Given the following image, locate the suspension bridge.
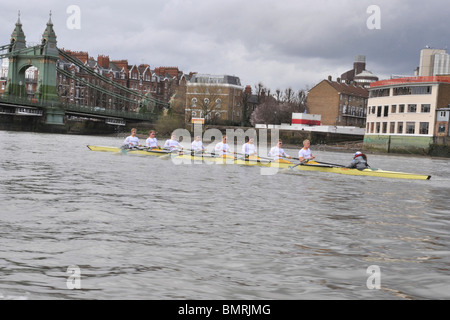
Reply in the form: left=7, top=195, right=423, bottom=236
left=0, top=13, right=170, bottom=129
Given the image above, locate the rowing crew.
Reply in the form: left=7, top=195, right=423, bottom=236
left=124, top=130, right=315, bottom=163
left=122, top=129, right=369, bottom=169
left=122, top=129, right=181, bottom=151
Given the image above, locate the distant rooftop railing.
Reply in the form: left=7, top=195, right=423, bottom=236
left=371, top=76, right=450, bottom=88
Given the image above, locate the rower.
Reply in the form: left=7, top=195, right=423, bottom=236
left=298, top=139, right=316, bottom=163
left=164, top=133, right=183, bottom=151
left=241, top=137, right=258, bottom=158
left=214, top=135, right=233, bottom=157
left=146, top=130, right=161, bottom=149
left=122, top=128, right=140, bottom=149
left=191, top=136, right=205, bottom=154
left=268, top=139, right=291, bottom=162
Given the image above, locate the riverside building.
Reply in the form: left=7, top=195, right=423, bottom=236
left=364, top=75, right=450, bottom=154
left=185, top=73, right=243, bottom=125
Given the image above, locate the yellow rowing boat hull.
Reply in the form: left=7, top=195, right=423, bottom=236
left=273, top=163, right=431, bottom=180
left=87, top=145, right=170, bottom=156
left=87, top=146, right=431, bottom=180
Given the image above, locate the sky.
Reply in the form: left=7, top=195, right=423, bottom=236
left=1, top=0, right=448, bottom=92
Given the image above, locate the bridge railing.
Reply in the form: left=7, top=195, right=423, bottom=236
left=0, top=95, right=155, bottom=121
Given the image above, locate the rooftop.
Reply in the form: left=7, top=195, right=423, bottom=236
left=371, top=75, right=450, bottom=88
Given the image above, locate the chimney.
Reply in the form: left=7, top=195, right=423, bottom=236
left=245, top=85, right=252, bottom=95
left=353, top=55, right=366, bottom=76
left=337, top=77, right=341, bottom=83
left=328, top=75, right=332, bottom=81
left=97, top=55, right=110, bottom=69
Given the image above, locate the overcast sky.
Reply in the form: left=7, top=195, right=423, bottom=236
left=1, top=0, right=448, bottom=92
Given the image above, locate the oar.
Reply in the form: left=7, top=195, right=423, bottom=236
left=289, top=160, right=308, bottom=169
left=314, top=161, right=346, bottom=168
left=289, top=160, right=339, bottom=170
left=233, top=152, right=271, bottom=163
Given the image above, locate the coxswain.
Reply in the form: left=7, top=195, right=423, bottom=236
left=346, top=151, right=370, bottom=170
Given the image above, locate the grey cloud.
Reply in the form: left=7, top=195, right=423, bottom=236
left=1, top=0, right=448, bottom=91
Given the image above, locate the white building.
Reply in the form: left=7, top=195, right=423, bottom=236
left=364, top=75, right=450, bottom=153
left=419, top=48, right=450, bottom=76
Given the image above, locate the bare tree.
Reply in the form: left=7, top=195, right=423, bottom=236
left=189, top=83, right=223, bottom=124
left=250, top=96, right=280, bottom=126
left=250, top=87, right=309, bottom=126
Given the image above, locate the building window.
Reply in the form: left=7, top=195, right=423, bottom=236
left=406, top=122, right=415, bottom=134
left=438, top=124, right=446, bottom=133
left=391, top=105, right=397, bottom=113
left=390, top=122, right=395, bottom=134
left=421, top=104, right=431, bottom=113
left=371, top=106, right=376, bottom=114
left=397, top=122, right=404, bottom=134
left=419, top=122, right=429, bottom=135
left=393, top=86, right=432, bottom=96
left=376, top=122, right=381, bottom=133
left=382, top=122, right=388, bottom=133
left=370, top=122, right=374, bottom=133
left=399, top=104, right=405, bottom=113
left=370, top=88, right=390, bottom=97
left=383, top=106, right=389, bottom=117
left=407, top=104, right=417, bottom=113
left=377, top=106, right=382, bottom=117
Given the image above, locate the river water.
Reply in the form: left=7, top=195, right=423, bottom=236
left=0, top=131, right=449, bottom=300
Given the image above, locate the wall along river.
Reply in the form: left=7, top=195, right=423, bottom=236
left=0, top=131, right=449, bottom=300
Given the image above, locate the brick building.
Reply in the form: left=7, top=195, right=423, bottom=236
left=307, top=76, right=368, bottom=127
left=57, top=50, right=184, bottom=112
left=341, top=55, right=379, bottom=88
left=185, top=74, right=244, bottom=125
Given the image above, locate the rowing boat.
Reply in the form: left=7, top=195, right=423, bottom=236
left=87, top=145, right=431, bottom=180
left=273, top=162, right=431, bottom=180
left=87, top=145, right=171, bottom=156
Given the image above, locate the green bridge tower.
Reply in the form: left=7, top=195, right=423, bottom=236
left=5, top=12, right=63, bottom=124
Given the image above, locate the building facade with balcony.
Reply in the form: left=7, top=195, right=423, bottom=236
left=185, top=74, right=243, bottom=125
left=364, top=75, right=450, bottom=154
left=307, top=76, right=368, bottom=127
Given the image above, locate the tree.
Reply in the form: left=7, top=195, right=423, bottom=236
left=241, top=87, right=252, bottom=127
left=188, top=83, right=222, bottom=125
left=250, top=96, right=279, bottom=126
left=249, top=87, right=309, bottom=126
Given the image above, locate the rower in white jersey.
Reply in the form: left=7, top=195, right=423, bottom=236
left=214, top=135, right=232, bottom=156
left=298, top=139, right=316, bottom=162
left=241, top=137, right=257, bottom=158
left=122, top=128, right=140, bottom=149
left=268, top=139, right=292, bottom=161
left=191, top=136, right=205, bottom=153
left=145, top=130, right=161, bottom=149
left=164, top=133, right=183, bottom=151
